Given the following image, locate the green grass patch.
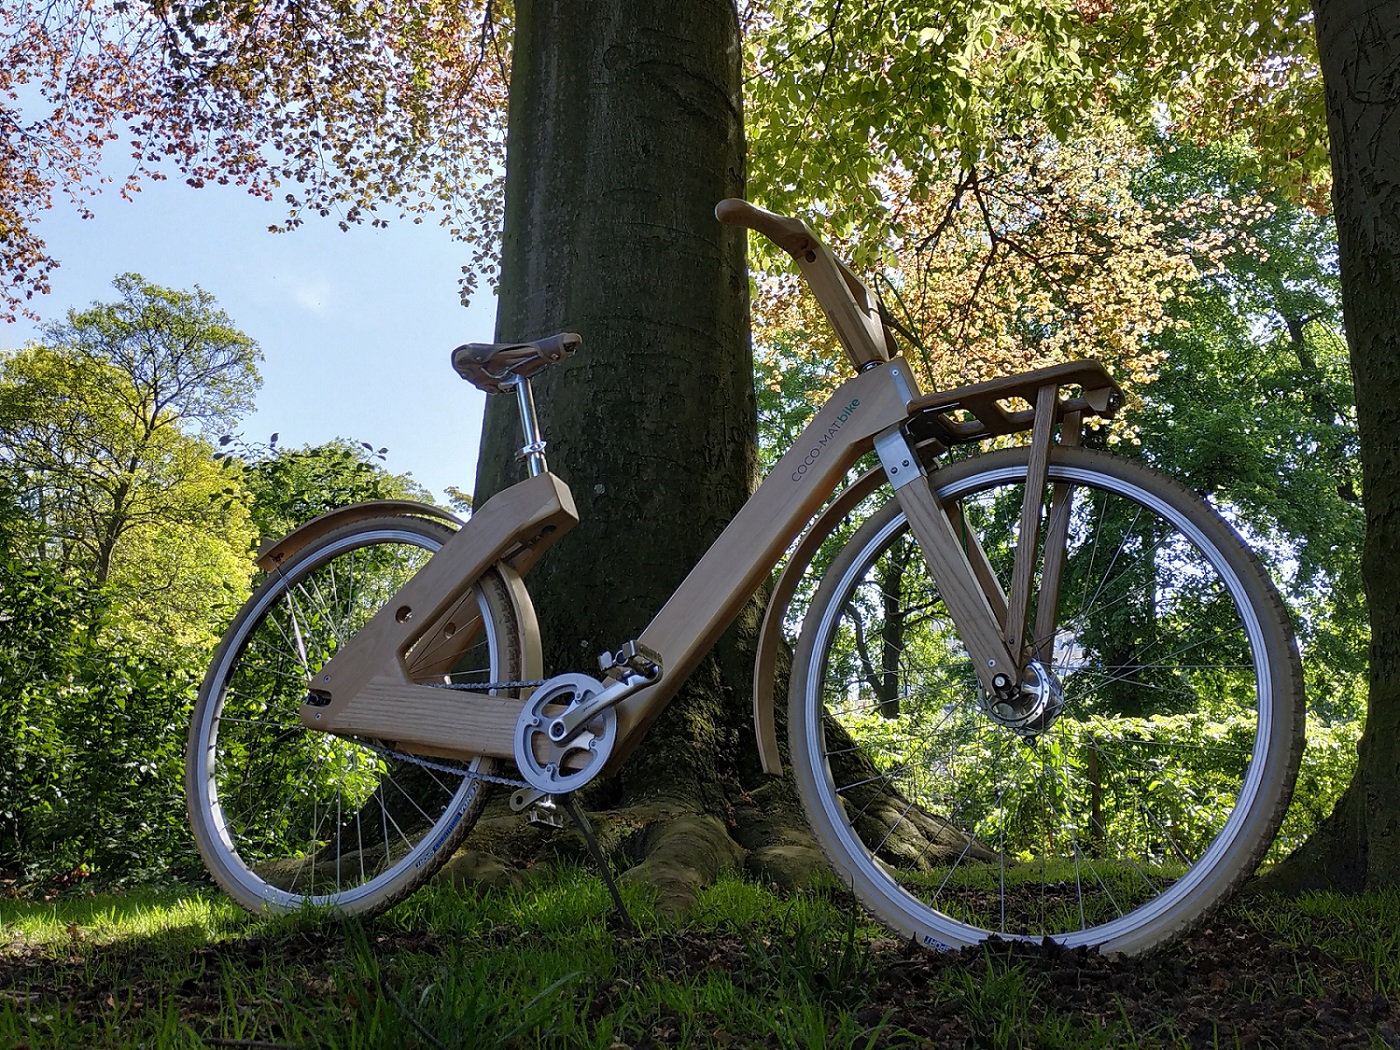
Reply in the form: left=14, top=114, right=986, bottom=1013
left=1233, top=887, right=1400, bottom=998
left=0, top=885, right=250, bottom=951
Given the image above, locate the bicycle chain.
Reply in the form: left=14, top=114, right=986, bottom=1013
left=361, top=739, right=533, bottom=790
left=431, top=679, right=550, bottom=692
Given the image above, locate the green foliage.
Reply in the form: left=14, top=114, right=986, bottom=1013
left=230, top=437, right=430, bottom=543
left=38, top=273, right=262, bottom=430
left=755, top=331, right=848, bottom=476
left=1128, top=143, right=1365, bottom=726
left=0, top=278, right=446, bottom=889
left=1286, top=717, right=1363, bottom=850
left=0, top=442, right=431, bottom=888
left=846, top=702, right=1347, bottom=869
left=4, top=0, right=1334, bottom=326
left=0, top=558, right=89, bottom=863
left=0, top=555, right=200, bottom=886
left=0, top=273, right=261, bottom=652
left=746, top=0, right=1326, bottom=269
left=757, top=140, right=1365, bottom=878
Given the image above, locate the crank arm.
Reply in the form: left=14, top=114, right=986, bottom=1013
left=545, top=662, right=660, bottom=744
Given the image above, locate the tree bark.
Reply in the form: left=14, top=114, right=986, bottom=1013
left=473, top=2, right=763, bottom=828
left=1260, top=0, right=1400, bottom=892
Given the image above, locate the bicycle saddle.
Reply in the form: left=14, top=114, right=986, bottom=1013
left=452, top=331, right=581, bottom=394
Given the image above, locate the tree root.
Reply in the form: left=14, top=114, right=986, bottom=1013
left=1249, top=777, right=1369, bottom=897
left=617, top=811, right=744, bottom=916
left=435, top=780, right=831, bottom=915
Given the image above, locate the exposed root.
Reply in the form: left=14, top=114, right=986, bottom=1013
left=617, top=811, right=744, bottom=917
left=731, top=780, right=833, bottom=893
left=1250, top=778, right=1369, bottom=897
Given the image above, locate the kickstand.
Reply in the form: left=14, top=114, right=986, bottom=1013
left=559, top=792, right=636, bottom=935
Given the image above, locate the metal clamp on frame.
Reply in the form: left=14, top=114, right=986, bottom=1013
left=873, top=424, right=926, bottom=491
left=507, top=375, right=549, bottom=477
left=872, top=361, right=927, bottom=491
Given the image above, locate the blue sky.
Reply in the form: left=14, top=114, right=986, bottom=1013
left=1, top=175, right=498, bottom=503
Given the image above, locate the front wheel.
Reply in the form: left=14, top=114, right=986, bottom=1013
left=186, top=514, right=531, bottom=916
left=789, top=447, right=1303, bottom=955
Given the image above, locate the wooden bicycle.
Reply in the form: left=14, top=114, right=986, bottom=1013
left=186, top=199, right=1303, bottom=955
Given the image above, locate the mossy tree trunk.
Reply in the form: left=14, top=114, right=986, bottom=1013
left=1262, top=0, right=1400, bottom=892
left=469, top=1, right=777, bottom=903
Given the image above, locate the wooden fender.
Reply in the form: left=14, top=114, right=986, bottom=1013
left=255, top=500, right=465, bottom=572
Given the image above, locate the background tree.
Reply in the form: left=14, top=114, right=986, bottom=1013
left=753, top=127, right=1195, bottom=425
left=1131, top=142, right=1363, bottom=720
left=227, top=436, right=431, bottom=542
left=1, top=440, right=432, bottom=888
left=756, top=135, right=1365, bottom=860
left=1126, top=141, right=1363, bottom=851
left=469, top=2, right=760, bottom=902
left=0, top=275, right=261, bottom=883
left=1, top=274, right=260, bottom=649
left=1262, top=0, right=1400, bottom=891
left=746, top=0, right=1395, bottom=893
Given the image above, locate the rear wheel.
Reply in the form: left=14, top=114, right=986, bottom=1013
left=186, top=515, right=529, bottom=915
left=789, top=447, right=1303, bottom=954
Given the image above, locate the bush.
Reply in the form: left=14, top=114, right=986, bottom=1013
left=0, top=555, right=201, bottom=888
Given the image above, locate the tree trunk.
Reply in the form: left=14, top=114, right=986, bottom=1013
left=1260, top=0, right=1400, bottom=893
left=92, top=476, right=132, bottom=589
left=468, top=0, right=774, bottom=908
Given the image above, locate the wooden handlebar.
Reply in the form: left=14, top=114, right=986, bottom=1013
left=715, top=198, right=816, bottom=259
left=717, top=197, right=895, bottom=371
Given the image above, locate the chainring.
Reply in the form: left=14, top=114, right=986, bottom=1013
left=513, top=672, right=617, bottom=793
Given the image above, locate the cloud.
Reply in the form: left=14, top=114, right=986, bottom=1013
left=291, top=277, right=334, bottom=315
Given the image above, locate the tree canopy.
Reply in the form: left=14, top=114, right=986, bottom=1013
left=2, top=0, right=1329, bottom=322
left=0, top=0, right=506, bottom=321
left=745, top=0, right=1326, bottom=229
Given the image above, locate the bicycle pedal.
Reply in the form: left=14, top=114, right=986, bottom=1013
left=528, top=805, right=566, bottom=829
left=511, top=787, right=567, bottom=828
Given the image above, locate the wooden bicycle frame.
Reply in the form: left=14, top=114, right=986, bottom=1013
left=295, top=200, right=1120, bottom=777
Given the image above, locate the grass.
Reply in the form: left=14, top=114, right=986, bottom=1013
left=0, top=887, right=245, bottom=950
left=1234, top=886, right=1400, bottom=998
left=1, top=873, right=1397, bottom=1048
left=894, top=855, right=1193, bottom=933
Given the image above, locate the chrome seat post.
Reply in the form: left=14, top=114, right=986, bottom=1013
left=507, top=375, right=549, bottom=477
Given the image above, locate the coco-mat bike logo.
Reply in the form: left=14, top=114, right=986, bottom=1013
left=791, top=399, right=861, bottom=482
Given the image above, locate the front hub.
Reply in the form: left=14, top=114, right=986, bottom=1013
left=977, top=659, right=1066, bottom=738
